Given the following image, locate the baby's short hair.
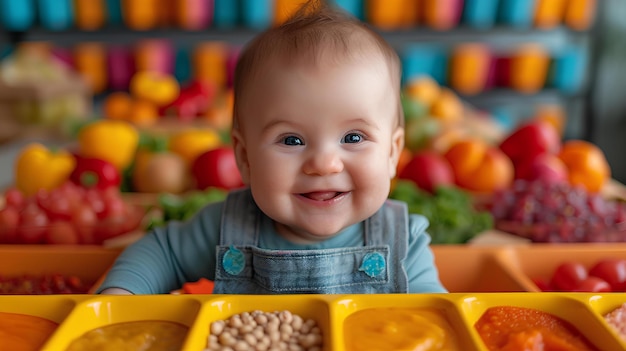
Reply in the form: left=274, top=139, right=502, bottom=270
left=232, top=0, right=403, bottom=128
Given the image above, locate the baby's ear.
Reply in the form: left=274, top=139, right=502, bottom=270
left=231, top=129, right=251, bottom=185
left=389, top=126, right=405, bottom=179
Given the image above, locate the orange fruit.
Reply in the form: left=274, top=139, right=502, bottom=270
left=558, top=140, right=610, bottom=192
left=444, top=139, right=514, bottom=193
left=127, top=99, right=159, bottom=127
left=103, top=92, right=133, bottom=120
left=430, top=88, right=464, bottom=124
left=404, top=76, right=441, bottom=107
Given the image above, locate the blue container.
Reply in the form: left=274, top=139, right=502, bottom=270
left=0, top=0, right=35, bottom=31
left=498, top=0, right=535, bottom=28
left=550, top=46, right=588, bottom=94
left=37, top=0, right=73, bottom=30
left=463, top=0, right=500, bottom=29
left=332, top=0, right=364, bottom=20
left=214, top=0, right=239, bottom=28
left=174, top=47, right=192, bottom=84
left=105, top=0, right=124, bottom=25
left=401, top=45, right=448, bottom=85
left=241, top=0, right=272, bottom=30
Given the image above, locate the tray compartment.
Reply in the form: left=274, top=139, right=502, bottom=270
left=0, top=246, right=122, bottom=294
left=42, top=295, right=201, bottom=350
left=432, top=245, right=528, bottom=292
left=585, top=294, right=626, bottom=349
left=458, top=292, right=625, bottom=351
left=330, top=294, right=483, bottom=350
left=500, top=244, right=626, bottom=292
left=186, top=295, right=332, bottom=351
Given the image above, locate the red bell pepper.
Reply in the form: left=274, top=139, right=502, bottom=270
left=70, top=154, right=121, bottom=189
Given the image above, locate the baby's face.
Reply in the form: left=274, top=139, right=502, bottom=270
left=232, top=54, right=404, bottom=243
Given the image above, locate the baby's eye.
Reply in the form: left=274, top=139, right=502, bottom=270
left=282, top=135, right=304, bottom=146
left=343, top=133, right=363, bottom=144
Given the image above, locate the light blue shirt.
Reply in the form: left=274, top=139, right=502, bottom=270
left=97, top=193, right=447, bottom=294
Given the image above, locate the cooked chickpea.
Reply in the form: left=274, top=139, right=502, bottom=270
left=207, top=310, right=322, bottom=351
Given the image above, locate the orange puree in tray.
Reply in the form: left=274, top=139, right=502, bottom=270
left=344, top=307, right=460, bottom=350
left=65, top=320, right=188, bottom=351
left=0, top=312, right=58, bottom=351
left=475, top=306, right=598, bottom=351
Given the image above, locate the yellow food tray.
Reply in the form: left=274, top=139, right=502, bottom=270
left=0, top=292, right=624, bottom=351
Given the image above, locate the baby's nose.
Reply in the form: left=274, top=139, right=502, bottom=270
left=302, top=150, right=344, bottom=176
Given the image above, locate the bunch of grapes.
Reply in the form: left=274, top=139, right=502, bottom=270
left=489, top=179, right=626, bottom=242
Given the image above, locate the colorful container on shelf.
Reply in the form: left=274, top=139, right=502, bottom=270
left=2, top=292, right=626, bottom=350
left=213, top=0, right=239, bottom=28
left=550, top=45, right=588, bottom=93
left=423, top=0, right=464, bottom=30
left=401, top=44, right=449, bottom=85
left=240, top=0, right=273, bottom=30
left=449, top=43, right=492, bottom=95
left=462, top=0, right=500, bottom=29
left=0, top=0, right=36, bottom=31
left=498, top=0, right=536, bottom=28
left=37, top=0, right=73, bottom=30
left=74, top=0, right=106, bottom=30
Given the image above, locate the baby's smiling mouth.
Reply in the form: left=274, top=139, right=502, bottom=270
left=301, top=191, right=345, bottom=201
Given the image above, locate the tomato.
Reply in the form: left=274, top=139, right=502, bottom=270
left=83, top=188, right=106, bottom=218
left=0, top=207, right=19, bottom=243
left=71, top=206, right=98, bottom=244
left=549, top=262, right=588, bottom=291
left=3, top=187, right=25, bottom=210
left=36, top=189, right=74, bottom=221
left=46, top=221, right=80, bottom=245
left=588, top=259, right=626, bottom=292
left=573, top=276, right=612, bottom=292
left=17, top=203, right=49, bottom=244
left=191, top=147, right=244, bottom=191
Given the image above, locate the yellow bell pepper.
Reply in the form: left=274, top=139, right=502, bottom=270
left=77, top=119, right=139, bottom=171
left=168, top=129, right=221, bottom=166
left=15, top=143, right=76, bottom=196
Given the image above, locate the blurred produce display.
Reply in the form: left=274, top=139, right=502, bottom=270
left=0, top=44, right=91, bottom=143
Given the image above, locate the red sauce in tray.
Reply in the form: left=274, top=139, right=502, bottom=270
left=475, top=306, right=598, bottom=351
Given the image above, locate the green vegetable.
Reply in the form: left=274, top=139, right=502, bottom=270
left=389, top=180, right=493, bottom=244
left=146, top=187, right=228, bottom=230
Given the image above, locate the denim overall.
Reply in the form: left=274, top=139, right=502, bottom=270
left=213, top=189, right=409, bottom=294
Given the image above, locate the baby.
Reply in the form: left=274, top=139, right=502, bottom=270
left=99, top=0, right=446, bottom=294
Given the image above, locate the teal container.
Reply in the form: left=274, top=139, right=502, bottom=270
left=498, top=0, right=535, bottom=28
left=332, top=0, right=364, bottom=20
left=241, top=0, right=273, bottom=29
left=463, top=0, right=500, bottom=28
left=0, top=0, right=35, bottom=31
left=174, top=47, right=192, bottom=84
left=37, top=0, right=73, bottom=30
left=214, top=0, right=239, bottom=28
left=105, top=0, right=124, bottom=25
left=401, top=45, right=448, bottom=85
left=550, top=46, right=588, bottom=94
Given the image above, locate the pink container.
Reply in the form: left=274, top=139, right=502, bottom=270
left=134, top=39, right=174, bottom=74
left=107, top=46, right=136, bottom=91
left=177, top=0, right=213, bottom=30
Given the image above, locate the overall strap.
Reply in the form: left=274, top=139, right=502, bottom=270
left=364, top=199, right=410, bottom=292
left=219, top=188, right=259, bottom=246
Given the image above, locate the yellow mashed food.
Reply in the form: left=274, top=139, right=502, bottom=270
left=344, top=307, right=460, bottom=351
left=65, top=320, right=188, bottom=351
